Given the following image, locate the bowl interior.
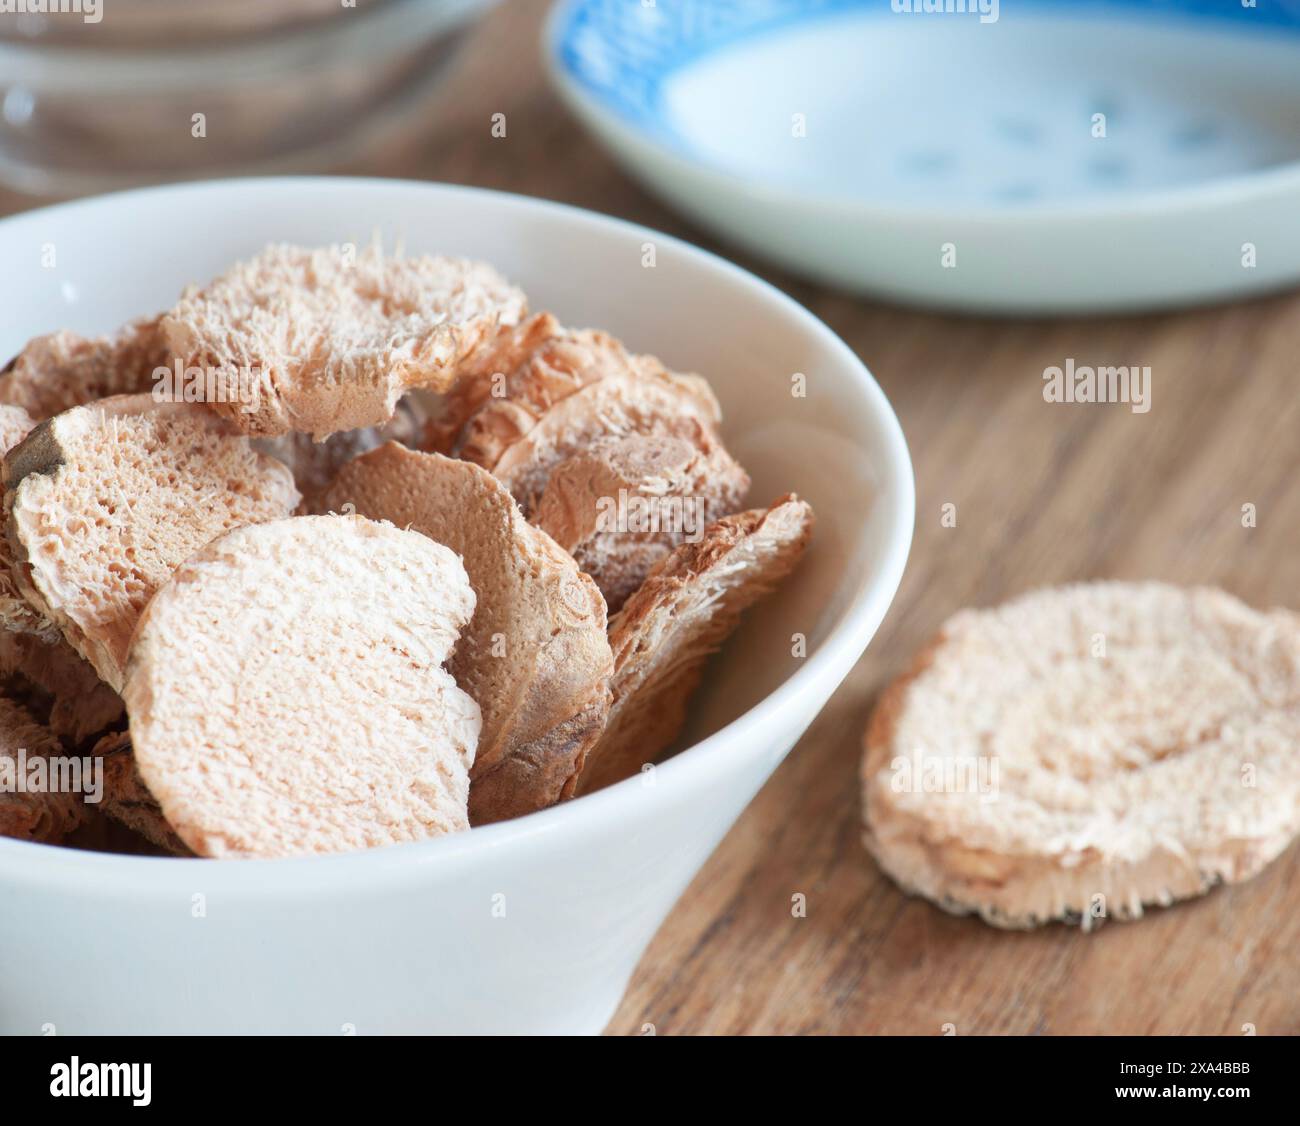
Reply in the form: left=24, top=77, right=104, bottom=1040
left=554, top=0, right=1300, bottom=208
left=0, top=177, right=912, bottom=842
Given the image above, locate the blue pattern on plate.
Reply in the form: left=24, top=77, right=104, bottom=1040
left=553, top=0, right=1300, bottom=135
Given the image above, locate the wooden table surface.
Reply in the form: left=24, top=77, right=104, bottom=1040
left=5, top=0, right=1296, bottom=1035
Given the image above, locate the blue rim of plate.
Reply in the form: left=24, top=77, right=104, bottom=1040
left=551, top=0, right=1300, bottom=147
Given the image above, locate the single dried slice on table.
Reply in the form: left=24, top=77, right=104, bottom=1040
left=313, top=444, right=612, bottom=824
left=0, top=315, right=172, bottom=420
left=534, top=431, right=750, bottom=613
left=162, top=243, right=527, bottom=438
left=577, top=495, right=814, bottom=795
left=3, top=394, right=299, bottom=691
left=123, top=514, right=481, bottom=859
left=861, top=582, right=1300, bottom=929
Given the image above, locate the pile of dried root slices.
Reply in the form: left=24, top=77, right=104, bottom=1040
left=0, top=243, right=813, bottom=859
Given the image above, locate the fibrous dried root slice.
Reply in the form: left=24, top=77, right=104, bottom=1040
left=161, top=243, right=528, bottom=439
left=255, top=394, right=426, bottom=504
left=430, top=312, right=662, bottom=456
left=0, top=315, right=171, bottom=421
left=0, top=401, right=124, bottom=745
left=0, top=404, right=59, bottom=643
left=577, top=495, right=814, bottom=795
left=534, top=430, right=751, bottom=614
left=5, top=632, right=123, bottom=744
left=426, top=312, right=560, bottom=452
left=123, top=515, right=481, bottom=858
left=3, top=394, right=300, bottom=691
left=313, top=444, right=612, bottom=824
left=0, top=403, right=35, bottom=452
left=0, top=693, right=85, bottom=843
left=477, top=370, right=724, bottom=517
left=92, top=731, right=190, bottom=856
left=861, top=582, right=1300, bottom=930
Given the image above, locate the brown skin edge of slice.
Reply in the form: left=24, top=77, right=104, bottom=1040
left=576, top=495, right=813, bottom=795
left=468, top=688, right=611, bottom=825
left=2, top=418, right=71, bottom=647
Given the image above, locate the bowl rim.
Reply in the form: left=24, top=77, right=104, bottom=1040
left=543, top=0, right=1300, bottom=224
left=0, top=175, right=915, bottom=893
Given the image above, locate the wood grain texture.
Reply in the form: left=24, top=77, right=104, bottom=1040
left=3, top=0, right=1295, bottom=1035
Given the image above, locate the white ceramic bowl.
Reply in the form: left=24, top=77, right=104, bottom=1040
left=0, top=177, right=913, bottom=1034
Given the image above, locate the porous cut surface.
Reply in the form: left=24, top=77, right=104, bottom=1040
left=4, top=395, right=300, bottom=690
left=0, top=404, right=35, bottom=452
left=0, top=401, right=125, bottom=745
left=162, top=244, right=527, bottom=438
left=0, top=316, right=172, bottom=420
left=124, top=515, right=481, bottom=858
left=312, top=444, right=612, bottom=824
left=862, top=582, right=1300, bottom=928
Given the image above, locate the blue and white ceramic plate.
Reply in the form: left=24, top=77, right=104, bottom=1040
left=546, top=0, right=1300, bottom=312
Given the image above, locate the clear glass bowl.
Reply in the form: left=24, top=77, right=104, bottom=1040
left=0, top=0, right=496, bottom=196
